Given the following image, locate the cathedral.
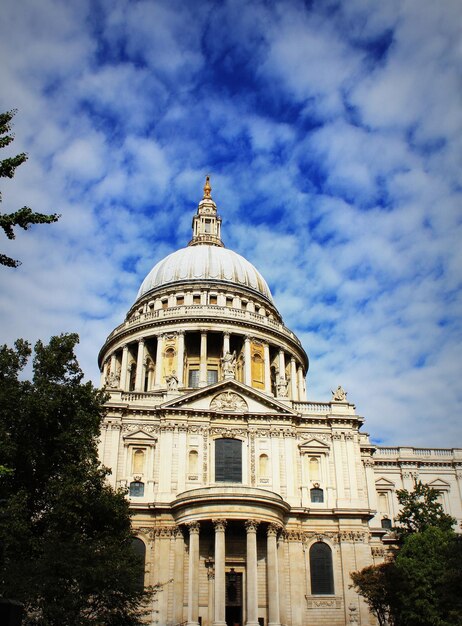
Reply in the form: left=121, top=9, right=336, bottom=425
left=97, top=178, right=462, bottom=626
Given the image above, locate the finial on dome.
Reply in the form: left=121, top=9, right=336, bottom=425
left=203, top=175, right=212, bottom=199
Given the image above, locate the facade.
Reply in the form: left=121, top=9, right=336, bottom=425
left=98, top=178, right=462, bottom=626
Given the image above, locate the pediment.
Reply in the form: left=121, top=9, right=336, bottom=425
left=299, top=436, right=330, bottom=451
left=375, top=477, right=396, bottom=488
left=160, top=379, right=296, bottom=415
left=123, top=429, right=157, bottom=441
left=428, top=478, right=450, bottom=489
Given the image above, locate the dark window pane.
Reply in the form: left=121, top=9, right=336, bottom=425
left=310, top=488, right=324, bottom=503
left=215, top=438, right=242, bottom=482
left=129, top=481, right=144, bottom=497
left=188, top=370, right=200, bottom=387
left=131, top=538, right=146, bottom=591
left=207, top=369, right=218, bottom=385
left=310, top=542, right=334, bottom=595
left=381, top=517, right=392, bottom=529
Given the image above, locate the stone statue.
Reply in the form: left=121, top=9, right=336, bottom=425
left=166, top=370, right=179, bottom=391
left=106, top=369, right=120, bottom=389
left=332, top=385, right=347, bottom=402
left=276, top=376, right=288, bottom=398
left=221, top=350, right=237, bottom=379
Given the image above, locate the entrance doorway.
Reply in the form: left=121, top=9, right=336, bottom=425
left=225, top=569, right=242, bottom=626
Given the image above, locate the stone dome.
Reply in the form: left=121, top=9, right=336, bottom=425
left=137, top=245, right=273, bottom=302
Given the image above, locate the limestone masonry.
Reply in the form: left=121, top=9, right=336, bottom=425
left=98, top=177, right=462, bottom=626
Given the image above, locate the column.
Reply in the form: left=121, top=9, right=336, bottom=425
left=120, top=344, right=129, bottom=391
left=199, top=330, right=207, bottom=387
left=223, top=332, right=230, bottom=355
left=267, top=524, right=281, bottom=626
left=297, top=366, right=305, bottom=401
left=110, top=352, right=117, bottom=376
left=177, top=331, right=185, bottom=387
left=154, top=334, right=164, bottom=388
left=100, top=362, right=107, bottom=387
left=278, top=349, right=286, bottom=380
left=290, top=358, right=297, bottom=400
left=173, top=527, right=185, bottom=626
left=134, top=338, right=145, bottom=392
left=213, top=520, right=227, bottom=626
left=244, top=336, right=252, bottom=386
left=245, top=520, right=259, bottom=626
left=263, top=343, right=271, bottom=394
left=187, top=522, right=200, bottom=626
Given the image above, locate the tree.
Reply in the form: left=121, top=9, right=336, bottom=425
left=0, top=334, right=151, bottom=625
left=0, top=110, right=59, bottom=267
left=394, top=480, right=455, bottom=539
left=351, top=481, right=461, bottom=626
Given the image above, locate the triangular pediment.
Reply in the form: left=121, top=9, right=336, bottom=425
left=428, top=478, right=450, bottom=488
left=123, top=429, right=157, bottom=441
left=160, top=379, right=296, bottom=415
left=375, top=477, right=396, bottom=487
left=299, top=436, right=330, bottom=451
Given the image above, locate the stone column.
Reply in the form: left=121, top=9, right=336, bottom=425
left=267, top=524, right=281, bottom=626
left=223, top=332, right=230, bottom=355
left=263, top=343, right=272, bottom=394
left=135, top=338, right=145, bottom=392
left=154, top=334, right=164, bottom=388
left=244, top=336, right=252, bottom=386
left=290, top=358, right=297, bottom=400
left=173, top=527, right=185, bottom=626
left=208, top=567, right=215, bottom=626
left=199, top=330, right=207, bottom=387
left=278, top=349, right=286, bottom=380
left=213, top=520, right=227, bottom=626
left=187, top=522, right=200, bottom=626
left=245, top=520, right=259, bottom=626
left=120, top=344, right=129, bottom=391
left=297, top=366, right=305, bottom=401
left=110, top=352, right=117, bottom=376
left=177, top=330, right=185, bottom=387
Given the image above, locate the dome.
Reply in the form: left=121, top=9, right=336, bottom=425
left=137, top=245, right=273, bottom=302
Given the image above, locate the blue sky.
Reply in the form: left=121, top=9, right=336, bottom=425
left=1, top=0, right=461, bottom=447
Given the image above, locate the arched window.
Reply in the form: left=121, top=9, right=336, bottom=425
left=129, top=363, right=136, bottom=391
left=259, top=453, right=269, bottom=477
left=251, top=352, right=264, bottom=389
left=129, top=481, right=144, bottom=497
left=131, top=538, right=146, bottom=591
left=133, top=449, right=145, bottom=474
left=381, top=517, right=392, bottom=529
left=309, top=457, right=320, bottom=481
left=310, top=542, right=334, bottom=595
left=310, top=487, right=324, bottom=503
left=164, top=347, right=175, bottom=373
left=189, top=450, right=199, bottom=475
left=215, top=438, right=242, bottom=483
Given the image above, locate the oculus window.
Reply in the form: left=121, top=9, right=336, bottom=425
left=215, top=438, right=242, bottom=483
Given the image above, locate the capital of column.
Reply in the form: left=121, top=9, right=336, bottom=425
left=187, top=521, right=200, bottom=535
left=245, top=519, right=259, bottom=533
left=213, top=519, right=227, bottom=532
left=138, top=337, right=145, bottom=344
left=267, top=523, right=281, bottom=537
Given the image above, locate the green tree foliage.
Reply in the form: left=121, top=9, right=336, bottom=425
left=394, top=480, right=456, bottom=538
left=351, top=481, right=461, bottom=626
left=0, top=110, right=59, bottom=267
left=0, top=334, right=151, bottom=625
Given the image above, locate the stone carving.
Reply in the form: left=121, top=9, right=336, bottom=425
left=213, top=519, right=227, bottom=532
left=106, top=369, right=120, bottom=389
left=306, top=596, right=342, bottom=608
left=210, top=392, right=248, bottom=412
left=187, top=521, right=200, bottom=534
left=245, top=519, right=259, bottom=532
left=339, top=530, right=368, bottom=543
left=349, top=603, right=359, bottom=623
left=166, top=370, right=178, bottom=391
left=332, top=385, right=347, bottom=402
left=221, top=350, right=237, bottom=379
left=276, top=376, right=288, bottom=397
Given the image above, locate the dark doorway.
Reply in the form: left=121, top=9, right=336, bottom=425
left=226, top=570, right=242, bottom=626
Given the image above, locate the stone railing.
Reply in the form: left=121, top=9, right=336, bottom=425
left=292, top=401, right=331, bottom=413
left=374, top=447, right=460, bottom=458
left=105, top=304, right=303, bottom=347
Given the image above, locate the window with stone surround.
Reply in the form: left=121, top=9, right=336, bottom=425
left=129, top=481, right=144, bottom=497
left=131, top=537, right=146, bottom=591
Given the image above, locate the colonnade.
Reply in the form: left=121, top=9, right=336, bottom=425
left=185, top=519, right=281, bottom=626
left=104, top=329, right=307, bottom=400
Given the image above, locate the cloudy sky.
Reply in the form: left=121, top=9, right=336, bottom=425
left=1, top=0, right=461, bottom=447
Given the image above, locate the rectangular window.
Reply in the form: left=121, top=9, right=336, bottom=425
left=193, top=295, right=201, bottom=305
left=226, top=297, right=233, bottom=307
left=215, top=438, right=242, bottom=483
left=207, top=369, right=218, bottom=385
left=209, top=295, right=218, bottom=305
left=188, top=369, right=200, bottom=388
left=176, top=296, right=184, bottom=305
left=204, top=219, right=211, bottom=233
left=162, top=299, right=168, bottom=310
